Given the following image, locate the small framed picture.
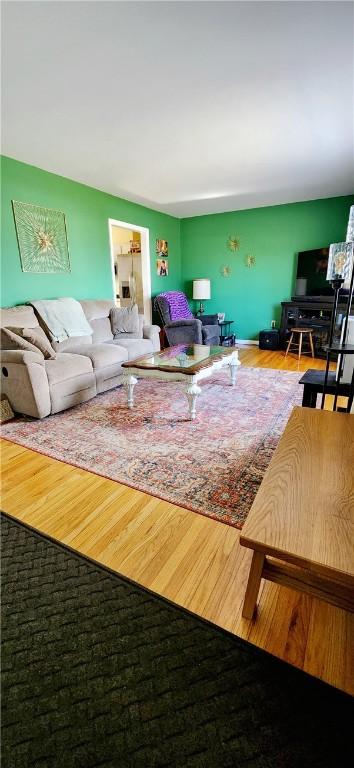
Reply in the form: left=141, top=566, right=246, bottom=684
left=129, top=239, right=141, bottom=254
left=156, top=239, right=168, bottom=257
left=156, top=258, right=168, bottom=276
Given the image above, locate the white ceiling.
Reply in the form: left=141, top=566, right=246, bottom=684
left=2, top=1, right=354, bottom=217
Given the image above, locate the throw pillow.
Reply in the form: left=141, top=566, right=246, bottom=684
left=22, top=327, right=56, bottom=359
left=110, top=305, right=139, bottom=336
left=0, top=327, right=44, bottom=358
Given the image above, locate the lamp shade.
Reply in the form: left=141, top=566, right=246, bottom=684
left=193, top=279, right=211, bottom=300
left=326, top=242, right=354, bottom=288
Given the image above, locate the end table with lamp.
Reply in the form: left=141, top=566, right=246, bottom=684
left=192, top=279, right=236, bottom=346
left=193, top=279, right=211, bottom=315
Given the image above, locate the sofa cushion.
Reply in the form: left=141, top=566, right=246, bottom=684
left=64, top=343, right=128, bottom=370
left=30, top=298, right=93, bottom=343
left=22, top=327, right=56, bottom=359
left=112, top=338, right=154, bottom=359
left=45, top=353, right=93, bottom=386
left=90, top=317, right=114, bottom=344
left=51, top=335, right=93, bottom=353
left=80, top=300, right=113, bottom=322
left=110, top=305, right=139, bottom=336
left=0, top=305, right=39, bottom=329
left=111, top=314, right=144, bottom=341
left=1, top=327, right=45, bottom=358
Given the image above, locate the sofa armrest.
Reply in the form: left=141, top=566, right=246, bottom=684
left=1, top=349, right=51, bottom=418
left=164, top=318, right=203, bottom=345
left=201, top=324, right=221, bottom=343
left=143, top=324, right=161, bottom=352
left=165, top=319, right=202, bottom=329
left=1, top=349, right=45, bottom=365
left=200, top=314, right=219, bottom=326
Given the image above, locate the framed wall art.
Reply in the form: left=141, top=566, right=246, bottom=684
left=156, top=258, right=168, bottom=276
left=156, top=239, right=168, bottom=257
left=12, top=200, right=71, bottom=273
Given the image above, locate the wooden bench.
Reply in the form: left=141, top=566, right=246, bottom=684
left=240, top=407, right=354, bottom=619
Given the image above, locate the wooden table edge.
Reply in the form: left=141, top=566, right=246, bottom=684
left=239, top=537, right=354, bottom=588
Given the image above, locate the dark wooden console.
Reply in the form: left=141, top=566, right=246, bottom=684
left=280, top=297, right=347, bottom=358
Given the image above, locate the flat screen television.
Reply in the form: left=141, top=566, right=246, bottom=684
left=295, top=247, right=333, bottom=297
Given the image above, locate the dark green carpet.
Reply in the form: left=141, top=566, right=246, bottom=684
left=1, top=513, right=353, bottom=768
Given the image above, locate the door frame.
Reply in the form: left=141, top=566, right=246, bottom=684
left=108, top=218, right=152, bottom=323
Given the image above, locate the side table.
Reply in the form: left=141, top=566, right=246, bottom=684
left=219, top=320, right=235, bottom=346
left=299, top=369, right=352, bottom=408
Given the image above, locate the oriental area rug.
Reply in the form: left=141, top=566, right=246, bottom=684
left=2, top=513, right=353, bottom=768
left=1, top=367, right=302, bottom=529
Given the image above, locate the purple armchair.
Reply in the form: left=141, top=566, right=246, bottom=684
left=154, top=291, right=221, bottom=347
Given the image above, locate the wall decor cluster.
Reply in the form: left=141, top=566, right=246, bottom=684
left=156, top=239, right=169, bottom=276
left=221, top=233, right=257, bottom=274
left=12, top=200, right=70, bottom=273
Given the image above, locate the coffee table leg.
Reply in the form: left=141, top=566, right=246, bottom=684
left=123, top=374, right=138, bottom=409
left=229, top=354, right=241, bottom=386
left=185, top=382, right=202, bottom=420
left=242, top=550, right=265, bottom=619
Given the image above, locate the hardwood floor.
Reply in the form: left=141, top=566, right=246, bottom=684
left=239, top=344, right=333, bottom=372
left=1, top=346, right=353, bottom=695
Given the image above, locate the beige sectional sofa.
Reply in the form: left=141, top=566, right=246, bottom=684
left=0, top=300, right=160, bottom=418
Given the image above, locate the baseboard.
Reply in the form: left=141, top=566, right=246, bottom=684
left=237, top=339, right=258, bottom=345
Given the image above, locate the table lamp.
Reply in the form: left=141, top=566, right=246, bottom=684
left=193, top=279, right=210, bottom=314
left=326, top=241, right=353, bottom=289
left=346, top=205, right=354, bottom=243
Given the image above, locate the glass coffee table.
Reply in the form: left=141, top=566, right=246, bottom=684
left=121, top=343, right=240, bottom=420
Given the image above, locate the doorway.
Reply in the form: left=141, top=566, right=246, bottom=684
left=108, top=219, right=151, bottom=323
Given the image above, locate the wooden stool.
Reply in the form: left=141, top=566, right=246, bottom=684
left=285, top=327, right=314, bottom=361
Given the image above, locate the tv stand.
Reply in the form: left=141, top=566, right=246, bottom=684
left=290, top=295, right=334, bottom=303
left=280, top=297, right=347, bottom=358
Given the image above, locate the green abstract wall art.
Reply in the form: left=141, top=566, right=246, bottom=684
left=12, top=200, right=70, bottom=273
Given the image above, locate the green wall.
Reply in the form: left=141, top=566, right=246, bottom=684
left=1, top=156, right=182, bottom=308
left=1, top=155, right=353, bottom=340
left=181, top=196, right=354, bottom=339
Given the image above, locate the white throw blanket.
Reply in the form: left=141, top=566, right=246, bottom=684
left=30, top=298, right=92, bottom=343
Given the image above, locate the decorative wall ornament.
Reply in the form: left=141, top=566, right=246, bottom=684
left=227, top=235, right=240, bottom=252
left=245, top=254, right=256, bottom=269
left=12, top=200, right=70, bottom=273
left=156, top=239, right=168, bottom=257
left=220, top=264, right=232, bottom=277
left=156, top=258, right=168, bottom=276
